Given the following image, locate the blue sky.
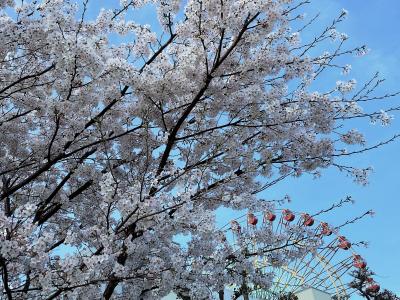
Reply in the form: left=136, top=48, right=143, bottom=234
left=82, top=0, right=400, bottom=297
left=252, top=0, right=400, bottom=295
left=274, top=0, right=400, bottom=294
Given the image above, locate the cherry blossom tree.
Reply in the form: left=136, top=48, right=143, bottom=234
left=0, top=0, right=397, bottom=299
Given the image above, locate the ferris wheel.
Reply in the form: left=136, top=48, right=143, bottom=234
left=220, top=209, right=370, bottom=299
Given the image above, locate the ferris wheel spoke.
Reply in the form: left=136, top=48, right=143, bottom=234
left=304, top=255, right=351, bottom=297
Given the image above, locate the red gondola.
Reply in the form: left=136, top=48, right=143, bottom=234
left=338, top=236, right=351, bottom=250
left=353, top=254, right=367, bottom=269
left=265, top=211, right=276, bottom=222
left=366, top=283, right=380, bottom=294
left=302, top=213, right=314, bottom=226
left=321, top=222, right=332, bottom=236
left=283, top=209, right=295, bottom=222
left=247, top=213, right=258, bottom=226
